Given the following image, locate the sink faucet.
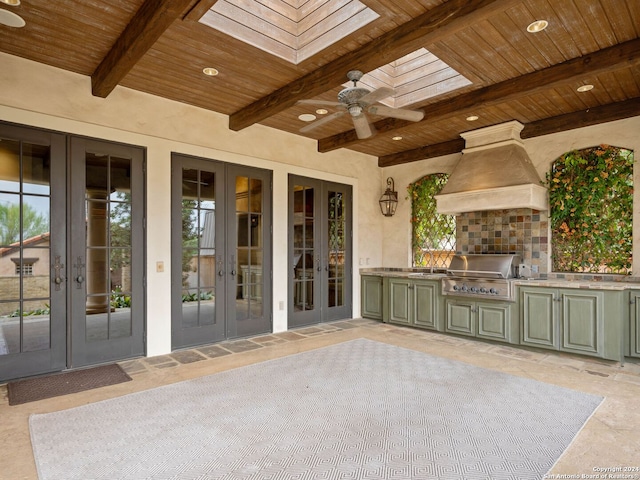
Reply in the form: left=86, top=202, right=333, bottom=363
left=422, top=248, right=434, bottom=274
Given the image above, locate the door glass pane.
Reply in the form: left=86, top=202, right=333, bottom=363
left=110, top=247, right=131, bottom=339
left=181, top=168, right=217, bottom=329
left=86, top=154, right=108, bottom=195
left=86, top=295, right=109, bottom=341
left=328, top=190, right=345, bottom=308
left=200, top=171, right=215, bottom=208
left=23, top=143, right=50, bottom=195
left=23, top=195, right=50, bottom=241
left=249, top=178, right=262, bottom=213
left=0, top=192, right=20, bottom=247
left=85, top=154, right=133, bottom=341
left=22, top=247, right=50, bottom=352
left=293, top=185, right=315, bottom=312
left=0, top=139, right=52, bottom=355
left=236, top=176, right=263, bottom=323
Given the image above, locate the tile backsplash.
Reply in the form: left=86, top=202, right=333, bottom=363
left=456, top=208, right=548, bottom=276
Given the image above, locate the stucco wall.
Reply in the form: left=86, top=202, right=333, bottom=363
left=0, top=53, right=383, bottom=356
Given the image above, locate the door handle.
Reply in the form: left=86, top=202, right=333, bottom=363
left=230, top=255, right=236, bottom=276
left=217, top=259, right=224, bottom=276
left=52, top=255, right=65, bottom=291
left=73, top=256, right=86, bottom=288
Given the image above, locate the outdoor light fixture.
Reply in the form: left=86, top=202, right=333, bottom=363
left=379, top=177, right=398, bottom=217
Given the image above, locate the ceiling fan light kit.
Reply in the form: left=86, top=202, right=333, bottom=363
left=298, top=69, right=424, bottom=140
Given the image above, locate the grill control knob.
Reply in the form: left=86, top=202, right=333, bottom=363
left=461, top=285, right=468, bottom=292
left=453, top=285, right=460, bottom=291
left=489, top=288, right=498, bottom=295
left=470, top=286, right=478, bottom=293
left=480, top=287, right=487, bottom=293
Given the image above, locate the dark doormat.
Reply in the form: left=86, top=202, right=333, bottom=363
left=7, top=364, right=132, bottom=406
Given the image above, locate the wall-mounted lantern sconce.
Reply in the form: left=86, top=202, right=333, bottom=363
left=379, top=177, right=398, bottom=217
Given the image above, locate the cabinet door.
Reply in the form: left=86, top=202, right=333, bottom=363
left=477, top=302, right=510, bottom=342
left=560, top=290, right=603, bottom=355
left=630, top=291, right=640, bottom=358
left=414, top=281, right=437, bottom=329
left=445, top=300, right=475, bottom=336
left=521, top=288, right=558, bottom=349
left=361, top=276, right=383, bottom=320
left=388, top=278, right=411, bottom=325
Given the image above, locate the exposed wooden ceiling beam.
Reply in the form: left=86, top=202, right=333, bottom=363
left=228, top=0, right=519, bottom=132
left=323, top=38, right=640, bottom=153
left=91, top=0, right=196, bottom=98
left=378, top=97, right=640, bottom=167
left=521, top=97, right=640, bottom=140
left=184, top=0, right=219, bottom=22
left=378, top=139, right=465, bottom=167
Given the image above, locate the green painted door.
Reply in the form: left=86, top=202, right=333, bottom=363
left=414, top=281, right=437, bottom=329
left=477, top=302, right=510, bottom=342
left=361, top=275, right=383, bottom=320
left=387, top=278, right=411, bottom=325
left=445, top=300, right=475, bottom=336
left=560, top=289, right=603, bottom=355
left=520, top=287, right=558, bottom=349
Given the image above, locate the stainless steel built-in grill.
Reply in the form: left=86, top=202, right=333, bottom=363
left=442, top=254, right=522, bottom=301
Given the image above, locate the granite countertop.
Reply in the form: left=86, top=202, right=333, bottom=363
left=360, top=268, right=640, bottom=290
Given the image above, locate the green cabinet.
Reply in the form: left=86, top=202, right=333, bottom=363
left=520, top=286, right=624, bottom=361
left=361, top=275, right=383, bottom=320
left=445, top=298, right=515, bottom=343
left=384, top=277, right=441, bottom=330
left=520, top=288, right=558, bottom=349
left=629, top=290, right=640, bottom=358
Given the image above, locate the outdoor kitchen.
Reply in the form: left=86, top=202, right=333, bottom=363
left=361, top=122, right=639, bottom=364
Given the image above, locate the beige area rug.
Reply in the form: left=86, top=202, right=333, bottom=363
left=29, top=339, right=602, bottom=479
left=8, top=363, right=131, bottom=406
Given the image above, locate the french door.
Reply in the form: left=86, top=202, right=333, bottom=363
left=68, top=138, right=145, bottom=367
left=0, top=123, right=145, bottom=382
left=288, top=176, right=352, bottom=327
left=0, top=124, right=66, bottom=380
left=171, top=154, right=272, bottom=349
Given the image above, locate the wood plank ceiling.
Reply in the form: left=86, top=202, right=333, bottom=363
left=0, top=0, right=639, bottom=166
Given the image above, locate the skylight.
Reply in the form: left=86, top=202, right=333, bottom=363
left=354, top=49, right=472, bottom=108
left=199, top=0, right=379, bottom=65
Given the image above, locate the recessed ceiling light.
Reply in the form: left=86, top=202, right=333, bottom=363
left=0, top=8, right=24, bottom=27
left=392, top=136, right=403, bottom=141
left=577, top=84, right=594, bottom=92
left=202, top=67, right=219, bottom=76
left=0, top=0, right=20, bottom=5
left=298, top=114, right=316, bottom=122
left=316, top=109, right=328, bottom=115
left=527, top=20, right=548, bottom=33
left=466, top=115, right=479, bottom=121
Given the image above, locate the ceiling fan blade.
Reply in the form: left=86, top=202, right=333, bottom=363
left=297, top=99, right=342, bottom=107
left=358, top=87, right=395, bottom=105
left=299, top=111, right=346, bottom=133
left=367, top=105, right=425, bottom=122
left=352, top=113, right=376, bottom=139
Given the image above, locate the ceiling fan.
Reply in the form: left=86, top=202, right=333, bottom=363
left=297, top=70, right=424, bottom=139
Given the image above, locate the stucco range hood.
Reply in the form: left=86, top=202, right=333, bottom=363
left=435, top=121, right=547, bottom=215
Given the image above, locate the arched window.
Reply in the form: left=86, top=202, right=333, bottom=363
left=407, top=174, right=456, bottom=269
left=546, top=145, right=633, bottom=274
